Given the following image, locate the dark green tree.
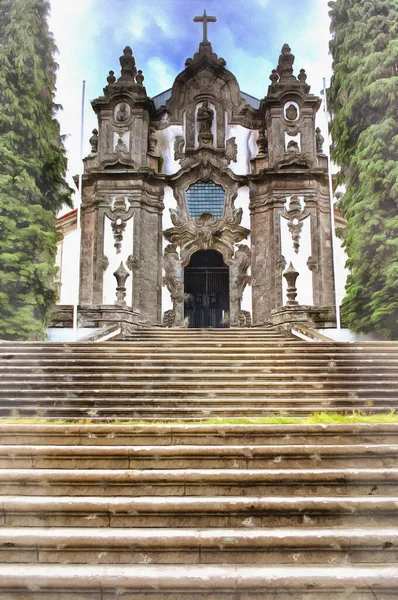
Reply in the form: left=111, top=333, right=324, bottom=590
left=328, top=0, right=398, bottom=339
left=0, top=0, right=72, bottom=340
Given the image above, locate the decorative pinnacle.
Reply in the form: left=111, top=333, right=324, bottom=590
left=193, top=9, right=216, bottom=44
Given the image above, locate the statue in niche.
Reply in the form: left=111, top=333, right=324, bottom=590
left=277, top=43, right=295, bottom=79
left=287, top=139, right=300, bottom=153
left=116, top=103, right=129, bottom=122
left=316, top=127, right=325, bottom=154
left=197, top=101, right=214, bottom=145
left=119, top=46, right=136, bottom=80
left=197, top=101, right=214, bottom=134
left=285, top=104, right=298, bottom=121
left=89, top=129, right=98, bottom=153
left=115, top=134, right=128, bottom=154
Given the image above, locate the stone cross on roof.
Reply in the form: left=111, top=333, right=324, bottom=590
left=193, top=10, right=217, bottom=44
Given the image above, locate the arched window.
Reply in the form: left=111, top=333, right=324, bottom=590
left=185, top=181, right=225, bottom=219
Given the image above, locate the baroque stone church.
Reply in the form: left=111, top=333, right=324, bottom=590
left=65, top=11, right=337, bottom=334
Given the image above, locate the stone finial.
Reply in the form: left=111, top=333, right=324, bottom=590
left=89, top=129, right=98, bottom=153
left=119, top=46, right=137, bottom=81
left=277, top=43, right=295, bottom=80
left=107, top=70, right=116, bottom=85
left=269, top=69, right=279, bottom=84
left=113, top=261, right=130, bottom=306
left=256, top=128, right=268, bottom=156
left=316, top=127, right=325, bottom=154
left=283, top=262, right=299, bottom=305
left=136, top=69, right=144, bottom=85
left=298, top=68, right=307, bottom=83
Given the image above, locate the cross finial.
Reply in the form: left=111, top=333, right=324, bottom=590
left=193, top=9, right=217, bottom=44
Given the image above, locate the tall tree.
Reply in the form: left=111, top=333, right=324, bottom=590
left=328, top=0, right=398, bottom=339
left=0, top=0, right=72, bottom=340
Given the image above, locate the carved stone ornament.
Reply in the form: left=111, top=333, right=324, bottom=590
left=89, top=129, right=99, bottom=153
left=307, top=256, right=317, bottom=271
left=113, top=261, right=130, bottom=306
left=226, top=137, right=238, bottom=163
left=107, top=196, right=133, bottom=254
left=115, top=102, right=130, bottom=123
left=283, top=262, right=299, bottom=305
left=136, top=70, right=144, bottom=85
left=277, top=44, right=295, bottom=80
left=316, top=127, right=325, bottom=154
left=281, top=196, right=310, bottom=254
left=114, top=133, right=128, bottom=154
left=238, top=310, right=252, bottom=328
left=148, top=127, right=158, bottom=155
left=162, top=244, right=184, bottom=301
left=276, top=255, right=287, bottom=271
left=118, top=46, right=137, bottom=82
left=174, top=135, right=185, bottom=161
left=197, top=101, right=214, bottom=146
left=285, top=103, right=298, bottom=121
left=234, top=244, right=252, bottom=301
left=163, top=309, right=176, bottom=328
left=164, top=208, right=249, bottom=266
left=256, top=128, right=268, bottom=156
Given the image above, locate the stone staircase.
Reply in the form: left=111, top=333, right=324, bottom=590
left=0, top=328, right=398, bottom=418
left=0, top=422, right=397, bottom=598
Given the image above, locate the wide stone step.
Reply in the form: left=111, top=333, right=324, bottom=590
left=3, top=405, right=396, bottom=419
left=0, top=468, right=396, bottom=497
left=0, top=444, right=396, bottom=469
left=0, top=563, right=397, bottom=600
left=0, top=496, right=396, bottom=527
left=1, top=423, right=397, bottom=445
left=0, top=527, right=397, bottom=565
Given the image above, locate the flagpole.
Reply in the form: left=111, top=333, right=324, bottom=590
left=323, top=76, right=341, bottom=330
left=73, top=80, right=86, bottom=341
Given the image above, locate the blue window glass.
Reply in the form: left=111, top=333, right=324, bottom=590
left=186, top=181, right=225, bottom=219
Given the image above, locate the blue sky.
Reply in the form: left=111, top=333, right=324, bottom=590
left=49, top=0, right=333, bottom=199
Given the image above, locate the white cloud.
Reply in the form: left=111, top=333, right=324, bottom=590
left=147, top=57, right=175, bottom=93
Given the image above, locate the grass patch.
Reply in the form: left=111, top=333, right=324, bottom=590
left=0, top=412, right=397, bottom=425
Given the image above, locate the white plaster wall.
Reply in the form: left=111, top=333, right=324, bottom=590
left=226, top=124, right=258, bottom=175
left=56, top=229, right=79, bottom=305
left=155, top=124, right=185, bottom=175
left=280, top=198, right=313, bottom=306
left=103, top=214, right=134, bottom=306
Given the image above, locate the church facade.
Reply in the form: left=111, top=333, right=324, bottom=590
left=72, top=14, right=337, bottom=333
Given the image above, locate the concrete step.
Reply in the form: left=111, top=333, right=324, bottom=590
left=0, top=563, right=397, bottom=600
left=0, top=468, right=396, bottom=497
left=0, top=526, right=397, bottom=565
left=0, top=443, right=396, bottom=469
left=1, top=423, right=397, bottom=446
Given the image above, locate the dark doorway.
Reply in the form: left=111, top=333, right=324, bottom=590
left=184, top=250, right=230, bottom=328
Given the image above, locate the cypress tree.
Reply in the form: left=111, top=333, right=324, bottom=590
left=0, top=0, right=72, bottom=340
left=328, top=0, right=398, bottom=339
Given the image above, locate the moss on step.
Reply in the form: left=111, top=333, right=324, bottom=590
left=0, top=411, right=397, bottom=425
